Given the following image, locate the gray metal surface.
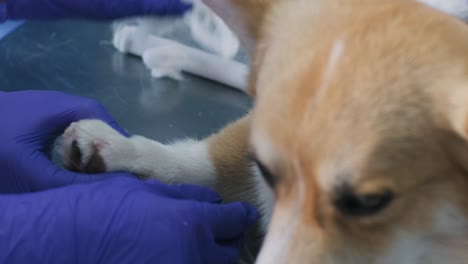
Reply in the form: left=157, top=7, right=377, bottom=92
left=0, top=20, right=252, bottom=142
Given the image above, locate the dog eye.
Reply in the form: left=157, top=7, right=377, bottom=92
left=253, top=158, right=276, bottom=187
left=334, top=189, right=394, bottom=217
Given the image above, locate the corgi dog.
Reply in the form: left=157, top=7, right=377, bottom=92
left=59, top=0, right=468, bottom=263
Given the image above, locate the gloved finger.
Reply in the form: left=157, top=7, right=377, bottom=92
left=5, top=0, right=193, bottom=20
left=203, top=202, right=259, bottom=241
left=218, top=236, right=244, bottom=251
left=142, top=0, right=193, bottom=16
left=67, top=99, right=129, bottom=137
left=145, top=180, right=222, bottom=203
left=211, top=244, right=242, bottom=264
left=26, top=152, right=134, bottom=191
left=172, top=184, right=222, bottom=203
left=47, top=170, right=134, bottom=189
left=41, top=98, right=129, bottom=137
left=10, top=91, right=127, bottom=149
left=32, top=100, right=128, bottom=152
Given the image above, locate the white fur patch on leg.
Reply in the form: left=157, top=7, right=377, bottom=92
left=129, top=137, right=217, bottom=185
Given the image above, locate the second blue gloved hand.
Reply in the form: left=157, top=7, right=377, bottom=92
left=0, top=177, right=259, bottom=264
left=2, top=0, right=192, bottom=20
left=0, top=90, right=131, bottom=193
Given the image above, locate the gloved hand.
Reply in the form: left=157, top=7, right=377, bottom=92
left=0, top=90, right=131, bottom=193
left=0, top=177, right=259, bottom=264
left=0, top=0, right=192, bottom=21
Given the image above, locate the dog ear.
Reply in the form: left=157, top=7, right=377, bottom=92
left=203, top=0, right=271, bottom=57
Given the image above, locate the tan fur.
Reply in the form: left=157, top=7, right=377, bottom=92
left=202, top=0, right=468, bottom=262
left=207, top=115, right=256, bottom=204
left=205, top=115, right=266, bottom=263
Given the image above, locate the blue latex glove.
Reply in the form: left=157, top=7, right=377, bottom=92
left=0, top=0, right=191, bottom=21
left=0, top=90, right=132, bottom=193
left=0, top=176, right=259, bottom=263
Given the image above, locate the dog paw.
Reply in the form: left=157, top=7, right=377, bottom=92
left=59, top=119, right=134, bottom=174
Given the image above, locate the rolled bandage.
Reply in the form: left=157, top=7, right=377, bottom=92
left=112, top=0, right=248, bottom=91
left=185, top=0, right=240, bottom=59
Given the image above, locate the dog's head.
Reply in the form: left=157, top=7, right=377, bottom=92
left=205, top=0, right=468, bottom=263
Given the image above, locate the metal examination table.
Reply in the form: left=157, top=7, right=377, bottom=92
left=0, top=20, right=252, bottom=142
